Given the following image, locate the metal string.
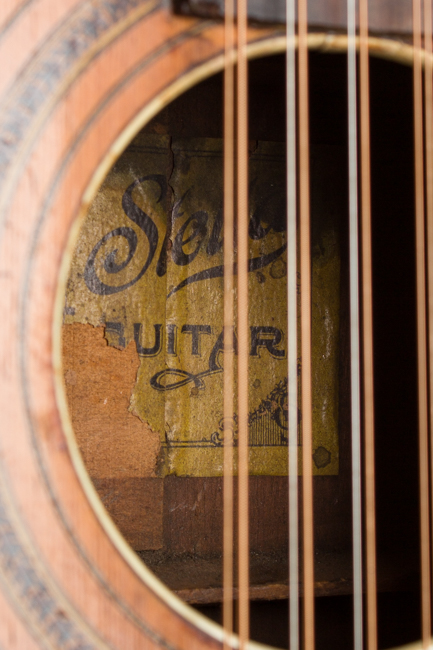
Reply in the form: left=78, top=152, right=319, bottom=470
left=223, top=0, right=235, bottom=646
left=413, top=0, right=432, bottom=646
left=359, top=1, right=378, bottom=648
left=237, top=0, right=250, bottom=646
left=347, top=1, right=363, bottom=648
left=286, top=0, right=299, bottom=648
left=298, top=1, right=314, bottom=648
left=425, top=0, right=433, bottom=643
left=425, top=2, right=433, bottom=647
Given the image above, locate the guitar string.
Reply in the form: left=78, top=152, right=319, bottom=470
left=359, top=0, right=378, bottom=648
left=237, top=0, right=250, bottom=646
left=297, top=0, right=315, bottom=648
left=424, top=0, right=433, bottom=642
left=286, top=0, right=299, bottom=648
left=223, top=0, right=235, bottom=646
left=413, top=0, right=432, bottom=646
left=347, top=0, right=363, bottom=648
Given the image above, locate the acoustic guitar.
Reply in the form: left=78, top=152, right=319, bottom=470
left=0, top=1, right=430, bottom=649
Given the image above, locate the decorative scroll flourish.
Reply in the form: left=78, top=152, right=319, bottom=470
left=84, top=175, right=165, bottom=295
left=150, top=327, right=234, bottom=390
left=166, top=244, right=287, bottom=298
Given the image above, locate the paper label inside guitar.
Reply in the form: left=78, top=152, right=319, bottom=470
left=63, top=134, right=340, bottom=476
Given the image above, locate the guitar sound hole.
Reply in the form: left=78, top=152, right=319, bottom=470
left=62, top=50, right=420, bottom=649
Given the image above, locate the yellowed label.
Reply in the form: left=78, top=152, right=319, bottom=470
left=64, top=134, right=340, bottom=476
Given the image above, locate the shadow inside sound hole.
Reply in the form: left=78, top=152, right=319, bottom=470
left=195, top=592, right=420, bottom=650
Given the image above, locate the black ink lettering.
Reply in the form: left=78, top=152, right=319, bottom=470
left=249, top=184, right=286, bottom=239
left=249, top=205, right=271, bottom=241
left=134, top=323, right=162, bottom=356
left=181, top=324, right=211, bottom=356
left=85, top=176, right=287, bottom=299
left=172, top=211, right=208, bottom=266
left=250, top=326, right=285, bottom=358
left=150, top=368, right=206, bottom=391
left=105, top=322, right=125, bottom=348
left=84, top=175, right=165, bottom=295
left=208, top=327, right=238, bottom=371
left=155, top=190, right=188, bottom=277
left=151, top=326, right=236, bottom=391
left=167, top=243, right=287, bottom=298
left=167, top=324, right=178, bottom=356
left=155, top=217, right=171, bottom=278
left=206, top=208, right=223, bottom=256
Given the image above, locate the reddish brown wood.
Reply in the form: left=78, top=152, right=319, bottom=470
left=93, top=477, right=164, bottom=550
left=139, top=548, right=418, bottom=604
left=63, top=323, right=160, bottom=481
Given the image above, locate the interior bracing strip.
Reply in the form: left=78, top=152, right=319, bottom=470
left=359, top=0, right=378, bottom=648
left=347, top=0, right=363, bottom=648
left=297, top=0, right=315, bottom=648
left=237, top=0, right=250, bottom=647
left=223, top=0, right=235, bottom=647
left=286, top=0, right=299, bottom=648
left=413, top=0, right=432, bottom=647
